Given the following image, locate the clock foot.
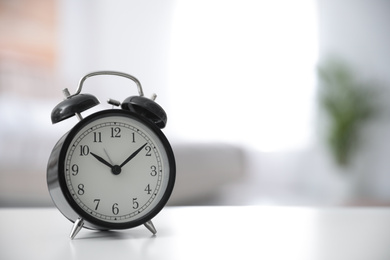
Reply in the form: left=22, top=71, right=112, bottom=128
left=70, top=217, right=84, bottom=240
left=144, top=220, right=157, bottom=235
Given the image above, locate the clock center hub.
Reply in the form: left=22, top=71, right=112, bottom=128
left=112, top=165, right=122, bottom=175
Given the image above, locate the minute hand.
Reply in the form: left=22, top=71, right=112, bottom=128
left=120, top=143, right=148, bottom=168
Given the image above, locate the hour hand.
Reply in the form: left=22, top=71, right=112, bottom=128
left=90, top=152, right=113, bottom=168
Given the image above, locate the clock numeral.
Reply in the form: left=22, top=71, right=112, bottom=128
left=132, top=132, right=136, bottom=143
left=145, top=146, right=152, bottom=156
left=93, top=132, right=102, bottom=143
left=132, top=198, right=139, bottom=209
left=111, top=127, right=121, bottom=138
left=145, top=184, right=152, bottom=195
left=150, top=165, right=157, bottom=176
left=71, top=164, right=79, bottom=176
left=79, top=145, right=90, bottom=156
left=77, top=184, right=85, bottom=195
left=112, top=203, right=119, bottom=215
left=94, top=199, right=100, bottom=210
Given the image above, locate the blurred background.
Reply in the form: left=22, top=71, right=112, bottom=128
left=1, top=0, right=390, bottom=207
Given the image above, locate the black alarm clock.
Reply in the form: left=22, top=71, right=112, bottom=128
left=47, top=71, right=176, bottom=239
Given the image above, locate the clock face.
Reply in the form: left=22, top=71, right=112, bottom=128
left=60, top=110, right=174, bottom=228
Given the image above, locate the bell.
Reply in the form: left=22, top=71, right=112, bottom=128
left=121, top=96, right=167, bottom=129
left=51, top=94, right=99, bottom=124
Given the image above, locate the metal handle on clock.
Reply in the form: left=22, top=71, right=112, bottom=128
left=66, top=71, right=144, bottom=99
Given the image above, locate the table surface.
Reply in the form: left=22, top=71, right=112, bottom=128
left=1, top=206, right=390, bottom=260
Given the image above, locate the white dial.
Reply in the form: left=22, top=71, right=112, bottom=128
left=64, top=112, right=171, bottom=224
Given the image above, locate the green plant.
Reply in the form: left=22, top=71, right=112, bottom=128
left=317, top=59, right=377, bottom=167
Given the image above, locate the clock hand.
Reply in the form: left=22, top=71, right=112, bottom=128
left=90, top=152, right=114, bottom=169
left=103, top=148, right=114, bottom=165
left=120, top=143, right=148, bottom=168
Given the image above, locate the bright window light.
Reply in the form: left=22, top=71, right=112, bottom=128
left=168, top=0, right=318, bottom=152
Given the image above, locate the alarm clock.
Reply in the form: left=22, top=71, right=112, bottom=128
left=47, top=71, right=175, bottom=239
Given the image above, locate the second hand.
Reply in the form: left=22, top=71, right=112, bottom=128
left=103, top=148, right=114, bottom=165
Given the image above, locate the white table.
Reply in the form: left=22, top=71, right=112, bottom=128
left=1, top=206, right=390, bottom=260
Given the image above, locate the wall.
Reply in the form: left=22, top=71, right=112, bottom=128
left=58, top=0, right=174, bottom=108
